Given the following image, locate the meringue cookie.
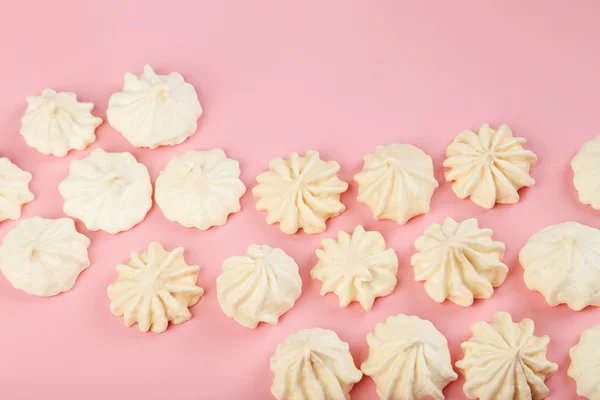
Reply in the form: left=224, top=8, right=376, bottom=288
left=59, top=148, right=153, bottom=234
left=411, top=217, right=508, bottom=306
left=571, top=135, right=600, bottom=210
left=0, top=217, right=90, bottom=296
left=456, top=311, right=558, bottom=400
left=20, top=89, right=102, bottom=157
left=217, top=245, right=301, bottom=328
left=361, top=314, right=458, bottom=400
left=107, top=242, right=203, bottom=333
left=253, top=150, right=348, bottom=234
left=107, top=65, right=202, bottom=149
left=270, top=328, right=362, bottom=400
left=568, top=324, right=600, bottom=400
left=444, top=124, right=537, bottom=208
left=519, top=221, right=600, bottom=311
left=0, top=158, right=34, bottom=222
left=311, top=225, right=398, bottom=311
left=155, top=149, right=246, bottom=230
left=354, top=144, right=438, bottom=224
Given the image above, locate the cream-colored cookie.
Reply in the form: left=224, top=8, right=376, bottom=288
left=270, top=328, right=362, bottom=400
left=456, top=311, right=558, bottom=400
left=354, top=144, right=438, bottom=224
left=411, top=217, right=508, bottom=306
left=0, top=217, right=90, bottom=296
left=0, top=157, right=34, bottom=222
left=361, top=314, right=458, bottom=400
left=253, top=150, right=348, bottom=234
left=571, top=135, right=600, bottom=210
left=444, top=124, right=537, bottom=208
left=216, top=245, right=302, bottom=328
left=568, top=324, right=600, bottom=400
left=107, top=65, right=202, bottom=149
left=155, top=149, right=246, bottom=230
left=107, top=242, right=203, bottom=333
left=311, top=225, right=398, bottom=311
left=20, top=89, right=102, bottom=156
left=519, top=222, right=600, bottom=311
left=59, top=148, right=153, bottom=234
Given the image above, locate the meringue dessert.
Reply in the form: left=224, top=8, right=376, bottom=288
left=411, top=217, right=508, bottom=306
left=155, top=149, right=246, bottom=230
left=311, top=225, right=398, bottom=311
left=20, top=89, right=103, bottom=157
left=361, top=314, right=458, bottom=400
left=444, top=123, right=537, bottom=208
left=354, top=144, right=438, bottom=224
left=253, top=150, right=348, bottom=234
left=217, top=245, right=301, bottom=328
left=270, top=328, right=362, bottom=400
left=456, top=311, right=558, bottom=400
left=519, top=221, right=600, bottom=311
left=0, top=217, right=90, bottom=296
left=107, top=242, right=203, bottom=333
left=59, top=148, right=153, bottom=234
left=571, top=135, right=600, bottom=210
left=0, top=157, right=34, bottom=222
left=568, top=324, right=600, bottom=400
left=107, top=65, right=202, bottom=149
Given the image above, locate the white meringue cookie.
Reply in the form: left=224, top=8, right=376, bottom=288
left=270, top=328, right=362, bottom=400
left=20, top=89, right=102, bottom=157
left=0, top=217, right=90, bottom=296
left=107, top=242, right=203, bottom=333
left=216, top=244, right=302, bottom=328
left=568, top=324, right=600, bottom=400
left=456, top=311, right=558, bottom=400
left=0, top=157, right=34, bottom=222
left=354, top=144, right=438, bottom=224
left=107, top=65, right=202, bottom=149
left=311, top=225, right=398, bottom=311
left=253, top=150, right=348, bottom=234
left=571, top=135, right=600, bottom=210
left=59, top=148, right=153, bottom=234
left=444, top=124, right=537, bottom=208
left=519, top=221, right=600, bottom=311
left=361, top=314, right=458, bottom=400
left=155, top=149, right=246, bottom=230
left=411, top=217, right=508, bottom=306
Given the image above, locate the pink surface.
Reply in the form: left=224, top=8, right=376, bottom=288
left=1, top=1, right=600, bottom=399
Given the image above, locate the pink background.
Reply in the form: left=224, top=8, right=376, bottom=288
left=1, top=1, right=599, bottom=399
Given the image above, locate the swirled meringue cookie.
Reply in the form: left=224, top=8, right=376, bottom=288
left=253, top=150, right=348, bottom=234
left=107, top=65, right=202, bottom=149
left=572, top=135, right=600, bottom=210
left=354, top=144, right=438, bottom=224
left=311, top=225, right=398, bottom=311
left=59, top=148, right=153, bottom=234
left=0, top=217, right=90, bottom=296
left=519, top=221, right=600, bottom=311
left=411, top=217, right=508, bottom=306
left=456, top=311, right=558, bottom=400
left=270, top=328, right=362, bottom=400
left=361, top=314, right=458, bottom=400
left=444, top=124, right=537, bottom=208
left=155, top=149, right=246, bottom=230
left=216, top=245, right=301, bottom=328
left=0, top=158, right=34, bottom=222
left=569, top=324, right=600, bottom=400
left=20, top=89, right=102, bottom=157
left=107, top=242, right=203, bottom=333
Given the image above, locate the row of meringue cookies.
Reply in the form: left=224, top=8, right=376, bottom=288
left=2, top=214, right=599, bottom=320
left=270, top=312, right=600, bottom=400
